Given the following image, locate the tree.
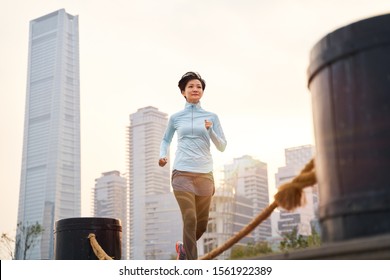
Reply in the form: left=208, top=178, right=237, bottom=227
left=307, top=226, right=321, bottom=247
left=279, top=225, right=321, bottom=252
left=230, top=245, right=245, bottom=259
left=279, top=227, right=308, bottom=251
left=254, top=241, right=273, bottom=255
left=230, top=241, right=273, bottom=259
left=0, top=233, right=15, bottom=260
left=14, top=222, right=44, bottom=260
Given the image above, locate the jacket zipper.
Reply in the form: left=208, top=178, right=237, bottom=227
left=191, top=104, right=194, bottom=135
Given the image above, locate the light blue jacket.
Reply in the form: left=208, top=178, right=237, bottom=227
left=160, top=102, right=227, bottom=173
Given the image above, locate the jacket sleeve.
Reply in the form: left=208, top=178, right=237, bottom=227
left=159, top=116, right=175, bottom=158
left=208, top=114, right=227, bottom=152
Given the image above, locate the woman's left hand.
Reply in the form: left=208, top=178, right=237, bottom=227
left=205, top=119, right=212, bottom=130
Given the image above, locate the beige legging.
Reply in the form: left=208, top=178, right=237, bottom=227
left=174, top=191, right=212, bottom=260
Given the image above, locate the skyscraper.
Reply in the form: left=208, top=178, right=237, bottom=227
left=127, top=106, right=172, bottom=259
left=275, top=145, right=318, bottom=236
left=15, top=9, right=80, bottom=259
left=144, top=193, right=182, bottom=259
left=93, top=171, right=127, bottom=259
left=198, top=181, right=255, bottom=259
left=224, top=155, right=272, bottom=242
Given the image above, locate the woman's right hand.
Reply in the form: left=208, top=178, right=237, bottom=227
left=158, top=157, right=168, bottom=167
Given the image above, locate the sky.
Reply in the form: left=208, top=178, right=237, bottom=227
left=0, top=0, right=389, bottom=237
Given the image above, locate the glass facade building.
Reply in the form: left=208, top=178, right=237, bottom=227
left=16, top=9, right=80, bottom=259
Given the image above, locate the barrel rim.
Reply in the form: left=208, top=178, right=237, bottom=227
left=307, top=13, right=390, bottom=87
left=55, top=217, right=122, bottom=227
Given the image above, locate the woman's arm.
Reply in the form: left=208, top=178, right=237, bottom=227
left=208, top=115, right=227, bottom=152
left=159, top=117, right=175, bottom=166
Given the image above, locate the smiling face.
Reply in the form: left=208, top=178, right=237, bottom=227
left=181, top=79, right=204, bottom=104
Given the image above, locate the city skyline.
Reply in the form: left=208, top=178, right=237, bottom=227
left=1, top=0, right=390, bottom=239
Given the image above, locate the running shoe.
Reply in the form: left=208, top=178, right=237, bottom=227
left=175, top=241, right=186, bottom=260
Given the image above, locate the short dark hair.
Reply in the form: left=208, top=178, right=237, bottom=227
left=178, top=71, right=206, bottom=92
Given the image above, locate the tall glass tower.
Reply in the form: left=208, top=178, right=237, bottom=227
left=15, top=9, right=80, bottom=260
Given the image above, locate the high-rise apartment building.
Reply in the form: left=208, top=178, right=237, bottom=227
left=127, top=106, right=172, bottom=259
left=144, top=193, right=182, bottom=260
left=223, top=155, right=272, bottom=242
left=93, top=171, right=127, bottom=259
left=16, top=9, right=80, bottom=259
left=275, top=145, right=318, bottom=236
left=199, top=182, right=255, bottom=259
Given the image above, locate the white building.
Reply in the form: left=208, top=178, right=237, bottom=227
left=16, top=9, right=80, bottom=259
left=127, top=106, right=171, bottom=259
left=144, top=193, right=182, bottom=260
left=270, top=210, right=281, bottom=237
left=275, top=145, right=318, bottom=236
left=199, top=157, right=271, bottom=259
left=223, top=155, right=272, bottom=242
left=93, top=171, right=127, bottom=259
left=198, top=183, right=236, bottom=259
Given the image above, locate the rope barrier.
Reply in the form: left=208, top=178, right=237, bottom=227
left=199, top=158, right=316, bottom=260
left=88, top=233, right=113, bottom=260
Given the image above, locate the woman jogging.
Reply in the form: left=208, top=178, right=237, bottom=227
left=159, top=71, right=227, bottom=260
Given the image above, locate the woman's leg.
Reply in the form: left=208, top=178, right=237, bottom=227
left=174, top=191, right=198, bottom=260
left=195, top=195, right=212, bottom=240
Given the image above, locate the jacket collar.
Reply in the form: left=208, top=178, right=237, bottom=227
left=185, top=101, right=202, bottom=109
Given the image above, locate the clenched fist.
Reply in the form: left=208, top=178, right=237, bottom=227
left=205, top=119, right=213, bottom=130
left=158, top=157, right=168, bottom=167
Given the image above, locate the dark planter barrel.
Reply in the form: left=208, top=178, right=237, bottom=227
left=54, top=217, right=122, bottom=260
left=307, top=13, right=390, bottom=243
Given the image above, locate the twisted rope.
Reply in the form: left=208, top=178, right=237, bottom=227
left=199, top=158, right=316, bottom=260
left=88, top=233, right=113, bottom=260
